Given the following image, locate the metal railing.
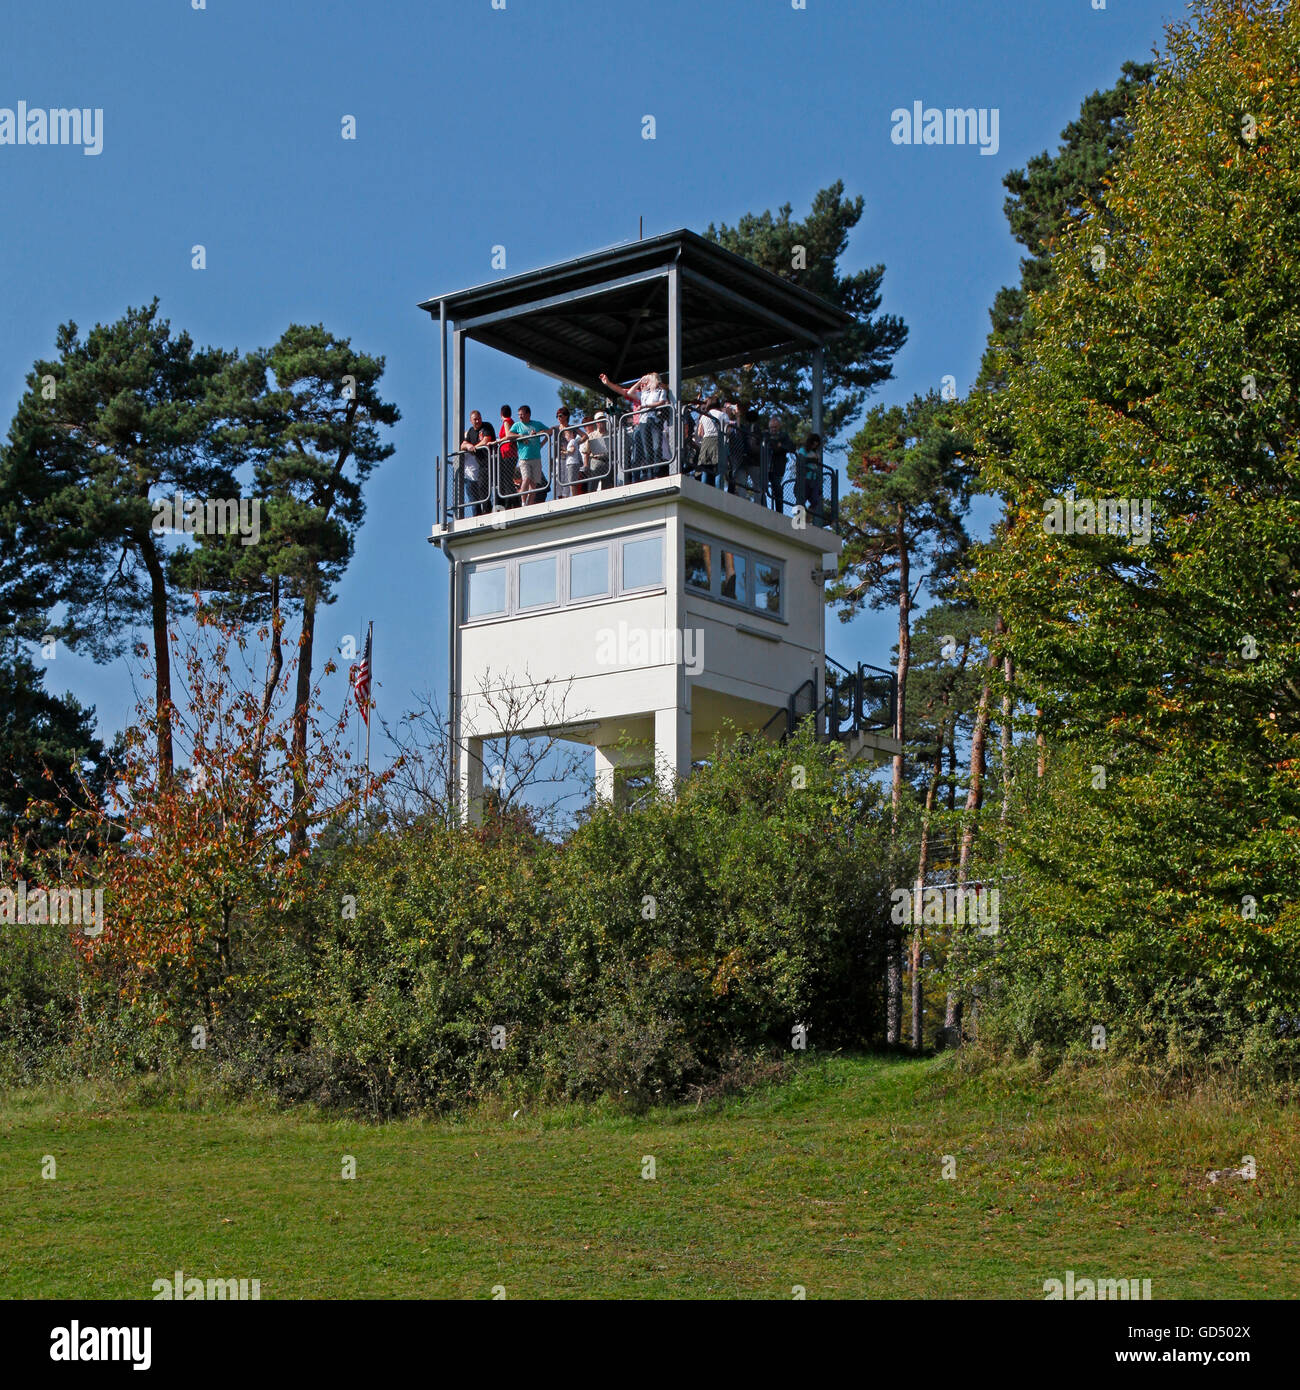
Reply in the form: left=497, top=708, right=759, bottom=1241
left=761, top=657, right=897, bottom=745
left=443, top=401, right=840, bottom=529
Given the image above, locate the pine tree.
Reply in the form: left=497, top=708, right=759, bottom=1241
left=832, top=392, right=970, bottom=1042
left=0, top=302, right=235, bottom=779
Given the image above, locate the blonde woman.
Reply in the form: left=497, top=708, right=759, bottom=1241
left=600, top=370, right=672, bottom=478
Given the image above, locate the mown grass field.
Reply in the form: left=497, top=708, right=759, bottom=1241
left=0, top=1055, right=1295, bottom=1300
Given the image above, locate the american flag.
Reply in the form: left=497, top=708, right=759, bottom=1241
left=352, top=627, right=372, bottom=726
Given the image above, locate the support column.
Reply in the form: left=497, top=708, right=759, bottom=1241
left=453, top=327, right=466, bottom=454
left=458, top=734, right=484, bottom=826
left=594, top=745, right=634, bottom=810
left=654, top=706, right=691, bottom=796
left=811, top=344, right=824, bottom=439
left=438, top=301, right=448, bottom=524
left=667, top=262, right=682, bottom=470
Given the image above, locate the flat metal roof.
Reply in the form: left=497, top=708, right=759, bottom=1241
left=419, top=228, right=854, bottom=392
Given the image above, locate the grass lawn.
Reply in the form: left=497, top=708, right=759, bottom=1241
left=0, top=1054, right=1295, bottom=1300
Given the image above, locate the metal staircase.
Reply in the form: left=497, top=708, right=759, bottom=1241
left=761, top=656, right=898, bottom=756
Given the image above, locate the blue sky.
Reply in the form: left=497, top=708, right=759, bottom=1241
left=1, top=0, right=1179, bottom=768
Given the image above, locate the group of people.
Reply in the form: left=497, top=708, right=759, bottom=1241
left=456, top=401, right=623, bottom=514
left=454, top=369, right=826, bottom=519
left=684, top=399, right=824, bottom=514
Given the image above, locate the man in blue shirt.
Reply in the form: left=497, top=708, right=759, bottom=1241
left=511, top=404, right=550, bottom=505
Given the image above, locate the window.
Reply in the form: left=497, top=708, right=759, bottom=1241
left=622, top=534, right=664, bottom=591
left=465, top=563, right=506, bottom=619
left=683, top=529, right=784, bottom=619
left=569, top=545, right=610, bottom=601
left=719, top=549, right=748, bottom=605
left=755, top=561, right=782, bottom=614
left=518, top=554, right=558, bottom=610
left=684, top=535, right=711, bottom=591
left=461, top=529, right=664, bottom=623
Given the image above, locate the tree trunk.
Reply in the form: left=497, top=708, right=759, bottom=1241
left=139, top=532, right=174, bottom=781
left=289, top=584, right=318, bottom=854
left=1000, top=653, right=1015, bottom=829
left=911, top=742, right=943, bottom=1052
left=245, top=577, right=284, bottom=838
left=944, top=619, right=1001, bottom=1043
left=886, top=504, right=911, bottom=1045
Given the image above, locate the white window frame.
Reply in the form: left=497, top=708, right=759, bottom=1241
left=464, top=561, right=508, bottom=621
left=565, top=542, right=613, bottom=605
left=619, top=532, right=665, bottom=595
left=461, top=527, right=665, bottom=625
left=516, top=552, right=561, bottom=613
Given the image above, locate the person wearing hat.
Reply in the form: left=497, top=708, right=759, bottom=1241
left=581, top=412, right=613, bottom=490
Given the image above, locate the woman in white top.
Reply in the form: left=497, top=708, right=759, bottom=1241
left=600, top=370, right=673, bottom=479
left=693, top=395, right=728, bottom=487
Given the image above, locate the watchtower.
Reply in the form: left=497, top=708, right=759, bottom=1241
left=421, top=230, right=898, bottom=822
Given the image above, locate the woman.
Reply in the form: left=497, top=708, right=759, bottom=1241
left=694, top=395, right=727, bottom=488
left=599, top=370, right=672, bottom=479
left=497, top=405, right=520, bottom=508
left=638, top=372, right=672, bottom=477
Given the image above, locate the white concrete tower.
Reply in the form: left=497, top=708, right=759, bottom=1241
left=422, top=232, right=898, bottom=822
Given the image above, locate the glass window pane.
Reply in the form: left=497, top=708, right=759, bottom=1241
left=622, top=534, right=663, bottom=591
left=569, top=546, right=609, bottom=600
left=466, top=565, right=506, bottom=619
left=518, top=554, right=558, bottom=609
left=756, top=561, right=782, bottom=614
left=720, top=550, right=748, bottom=604
left=684, top=535, right=711, bottom=590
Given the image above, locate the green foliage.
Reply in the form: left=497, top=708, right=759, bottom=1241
left=976, top=742, right=1300, bottom=1072
left=176, top=324, right=400, bottom=625
left=833, top=391, right=971, bottom=622
left=978, top=60, right=1156, bottom=388
left=289, top=732, right=891, bottom=1115
left=0, top=648, right=107, bottom=853
left=0, top=300, right=235, bottom=659
left=955, top=1, right=1300, bottom=1063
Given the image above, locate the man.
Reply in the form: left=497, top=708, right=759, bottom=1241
left=511, top=404, right=549, bottom=505
left=765, top=414, right=795, bottom=511
left=797, top=434, right=824, bottom=523
left=459, top=410, right=494, bottom=516
left=724, top=401, right=760, bottom=498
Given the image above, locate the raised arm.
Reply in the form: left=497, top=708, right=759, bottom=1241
left=599, top=372, right=637, bottom=403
